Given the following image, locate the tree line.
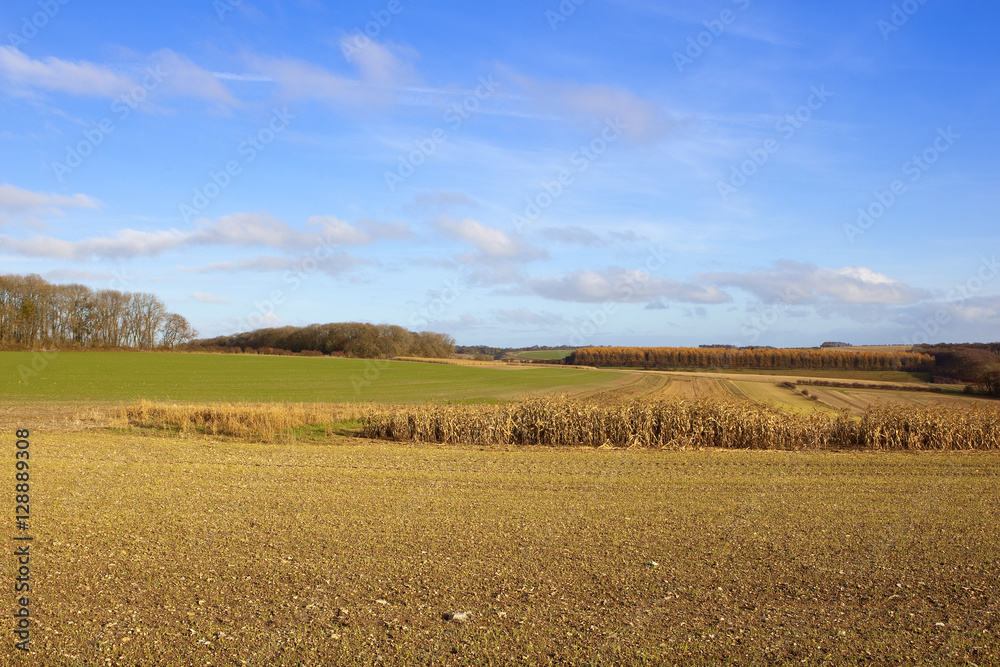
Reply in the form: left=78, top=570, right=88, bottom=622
left=0, top=274, right=196, bottom=350
left=913, top=343, right=1000, bottom=394
left=567, top=346, right=934, bottom=371
left=455, top=344, right=577, bottom=360
left=189, top=323, right=455, bottom=359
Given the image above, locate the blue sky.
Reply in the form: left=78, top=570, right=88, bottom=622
left=1, top=0, right=998, bottom=347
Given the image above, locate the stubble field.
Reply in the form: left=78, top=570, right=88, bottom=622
left=10, top=430, right=1000, bottom=666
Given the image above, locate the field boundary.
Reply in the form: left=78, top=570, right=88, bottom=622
left=790, top=378, right=970, bottom=394
left=394, top=356, right=596, bottom=370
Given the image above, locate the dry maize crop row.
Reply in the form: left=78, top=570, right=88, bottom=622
left=360, top=396, right=1000, bottom=451
left=108, top=397, right=1000, bottom=450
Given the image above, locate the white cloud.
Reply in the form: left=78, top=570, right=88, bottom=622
left=2, top=228, right=189, bottom=260
left=307, top=216, right=412, bottom=244
left=357, top=219, right=412, bottom=241
left=438, top=217, right=545, bottom=261
left=526, top=267, right=731, bottom=305
left=196, top=212, right=303, bottom=248
left=307, top=216, right=372, bottom=245
left=42, top=268, right=114, bottom=282
left=440, top=217, right=516, bottom=258
left=0, top=184, right=100, bottom=223
left=187, top=253, right=369, bottom=278
left=0, top=212, right=387, bottom=259
left=950, top=296, right=1000, bottom=325
left=703, top=261, right=927, bottom=305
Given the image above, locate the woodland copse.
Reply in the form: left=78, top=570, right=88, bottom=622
left=0, top=273, right=196, bottom=349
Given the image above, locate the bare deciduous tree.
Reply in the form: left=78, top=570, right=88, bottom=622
left=0, top=274, right=194, bottom=350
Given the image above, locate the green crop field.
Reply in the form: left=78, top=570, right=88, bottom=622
left=0, top=351, right=622, bottom=405
left=514, top=349, right=574, bottom=360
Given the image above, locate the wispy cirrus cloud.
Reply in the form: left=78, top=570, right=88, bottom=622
left=502, top=68, right=673, bottom=144
left=0, top=46, right=133, bottom=97
left=150, top=49, right=240, bottom=107
left=252, top=39, right=420, bottom=109
left=186, top=253, right=369, bottom=278
left=1, top=37, right=422, bottom=109
left=537, top=226, right=650, bottom=247
left=0, top=47, right=238, bottom=107
left=341, top=38, right=419, bottom=87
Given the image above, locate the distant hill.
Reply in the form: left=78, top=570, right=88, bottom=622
left=189, top=323, right=454, bottom=359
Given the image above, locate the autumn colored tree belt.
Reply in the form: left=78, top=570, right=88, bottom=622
left=568, top=346, right=933, bottom=371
